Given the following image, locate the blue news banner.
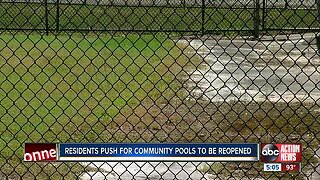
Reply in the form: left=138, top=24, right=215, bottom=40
left=58, top=143, right=259, bottom=161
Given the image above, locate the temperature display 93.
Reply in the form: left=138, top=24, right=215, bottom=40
left=281, top=163, right=300, bottom=172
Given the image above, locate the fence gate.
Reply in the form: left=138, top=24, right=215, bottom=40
left=0, top=0, right=319, bottom=179
left=262, top=0, right=319, bottom=31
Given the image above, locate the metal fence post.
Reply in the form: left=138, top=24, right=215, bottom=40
left=317, top=0, right=320, bottom=53
left=317, top=0, right=320, bottom=22
left=253, top=0, right=260, bottom=39
left=45, top=0, right=49, bottom=35
left=262, top=0, right=266, bottom=31
left=56, top=0, right=60, bottom=32
left=201, top=0, right=205, bottom=35
left=285, top=0, right=289, bottom=8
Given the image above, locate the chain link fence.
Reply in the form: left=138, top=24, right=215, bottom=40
left=0, top=0, right=319, bottom=179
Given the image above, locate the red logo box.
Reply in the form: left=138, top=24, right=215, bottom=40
left=24, top=143, right=57, bottom=161
left=281, top=163, right=301, bottom=172
left=261, top=144, right=302, bottom=163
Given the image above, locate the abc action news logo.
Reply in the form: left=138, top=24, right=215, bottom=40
left=261, top=144, right=302, bottom=163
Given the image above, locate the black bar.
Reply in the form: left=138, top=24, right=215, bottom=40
left=253, top=0, right=260, bottom=39
left=55, top=29, right=202, bottom=33
left=285, top=0, right=289, bottom=8
left=45, top=0, right=49, bottom=35
left=261, top=28, right=320, bottom=31
left=201, top=0, right=205, bottom=35
left=56, top=0, right=59, bottom=32
left=317, top=0, right=320, bottom=53
left=262, top=0, right=266, bottom=30
left=318, top=0, right=320, bottom=22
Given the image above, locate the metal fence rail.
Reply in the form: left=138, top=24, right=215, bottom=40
left=0, top=0, right=317, bottom=8
left=0, top=0, right=319, bottom=179
left=0, top=0, right=319, bottom=34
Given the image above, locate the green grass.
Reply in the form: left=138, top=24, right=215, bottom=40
left=0, top=31, right=202, bottom=179
left=0, top=4, right=319, bottom=177
left=0, top=3, right=318, bottom=32
left=0, top=32, right=198, bottom=143
left=0, top=32, right=319, bottom=179
left=265, top=8, right=319, bottom=29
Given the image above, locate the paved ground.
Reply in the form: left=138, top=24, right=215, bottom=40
left=184, top=33, right=320, bottom=103
left=185, top=33, right=320, bottom=179
left=80, top=33, right=320, bottom=179
left=311, top=148, right=320, bottom=180
left=81, top=162, right=214, bottom=180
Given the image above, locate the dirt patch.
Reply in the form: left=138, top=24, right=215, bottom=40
left=104, top=95, right=319, bottom=178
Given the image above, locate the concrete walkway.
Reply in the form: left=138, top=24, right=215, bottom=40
left=183, top=33, right=320, bottom=103
left=81, top=162, right=215, bottom=180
